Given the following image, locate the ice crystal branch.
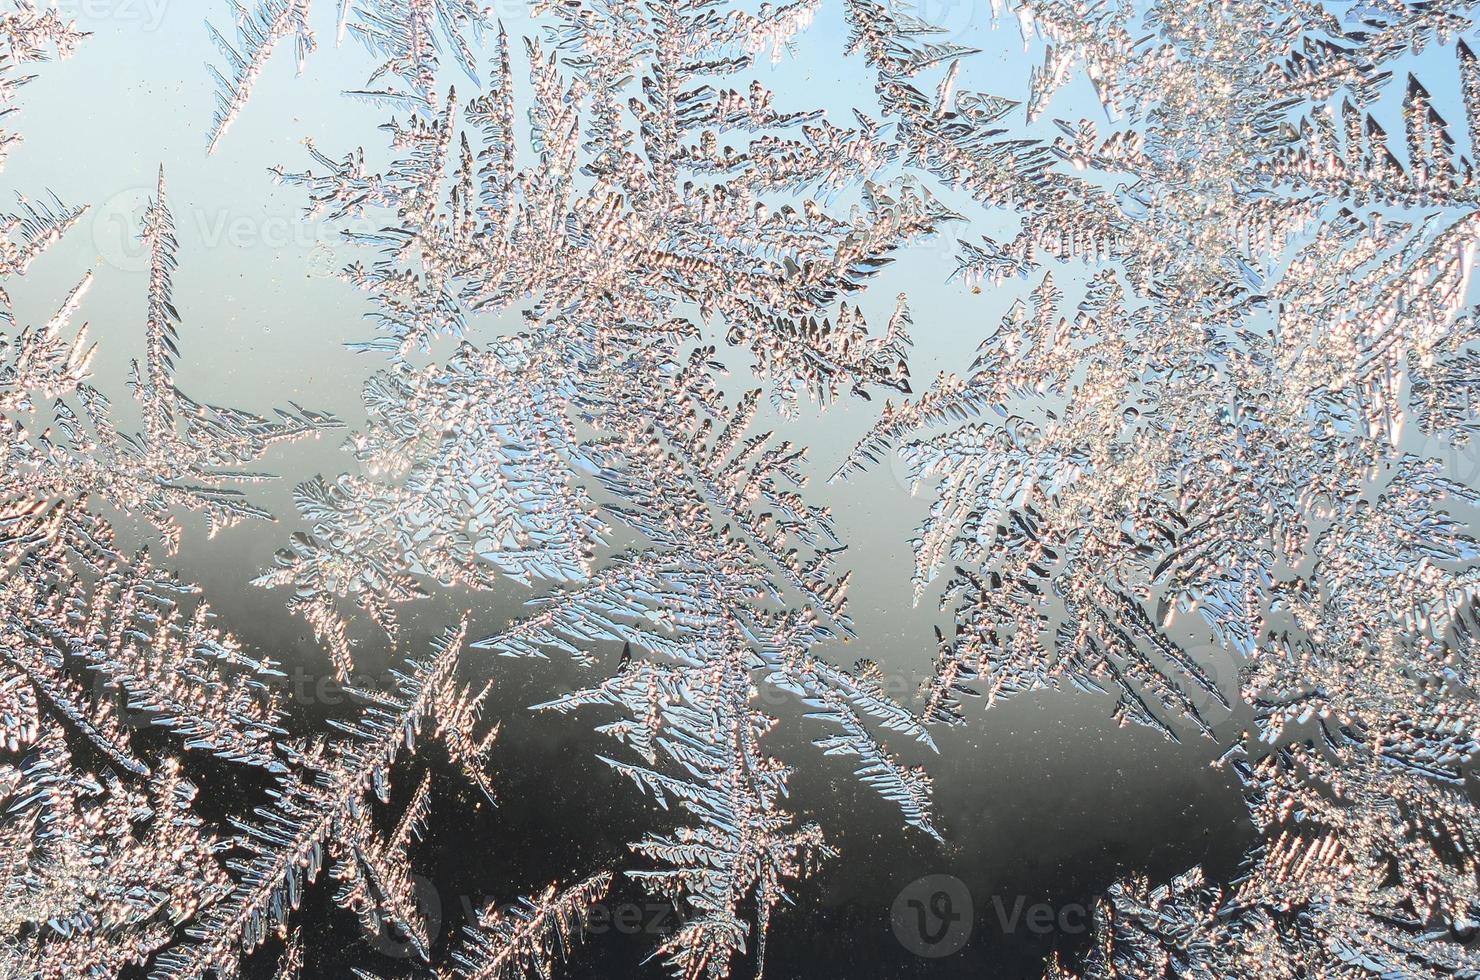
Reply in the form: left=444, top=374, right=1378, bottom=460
left=206, top=0, right=316, bottom=154
left=446, top=871, right=612, bottom=980
left=149, top=621, right=498, bottom=978
left=206, top=0, right=491, bottom=151
left=2, top=169, right=341, bottom=553
left=1, top=13, right=605, bottom=980
left=270, top=5, right=931, bottom=408
left=835, top=1, right=1480, bottom=975
left=255, top=3, right=950, bottom=972
left=0, top=3, right=85, bottom=309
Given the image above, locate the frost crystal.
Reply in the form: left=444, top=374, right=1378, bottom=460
left=259, top=1, right=944, bottom=971
left=834, top=0, right=1480, bottom=975
left=10, top=0, right=1480, bottom=976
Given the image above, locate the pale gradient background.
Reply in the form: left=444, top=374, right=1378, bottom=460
left=11, top=1, right=1465, bottom=976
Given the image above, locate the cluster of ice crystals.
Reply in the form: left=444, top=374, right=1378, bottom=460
left=835, top=0, right=1480, bottom=975
left=7, top=0, right=1480, bottom=976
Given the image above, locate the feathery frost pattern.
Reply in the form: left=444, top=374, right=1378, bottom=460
left=0, top=17, right=324, bottom=972
left=260, top=0, right=943, bottom=972
left=7, top=0, right=1480, bottom=977
left=833, top=0, right=1480, bottom=975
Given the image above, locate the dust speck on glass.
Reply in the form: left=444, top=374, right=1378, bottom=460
left=2, top=0, right=1479, bottom=977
